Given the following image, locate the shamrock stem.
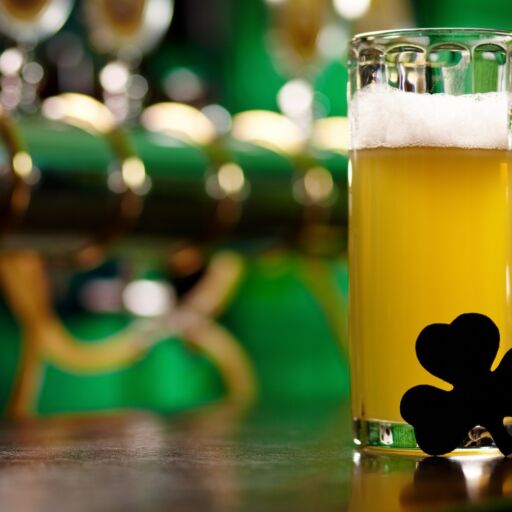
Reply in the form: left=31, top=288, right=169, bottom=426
left=489, top=422, right=512, bottom=456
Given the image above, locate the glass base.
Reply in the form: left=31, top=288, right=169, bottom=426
left=353, top=419, right=502, bottom=456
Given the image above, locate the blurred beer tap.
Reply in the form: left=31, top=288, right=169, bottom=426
left=231, top=109, right=344, bottom=257
left=83, top=0, right=174, bottom=124
left=0, top=0, right=73, bottom=237
left=140, top=100, right=248, bottom=290
left=0, top=0, right=74, bottom=113
left=31, top=1, right=176, bottom=266
left=233, top=0, right=352, bottom=255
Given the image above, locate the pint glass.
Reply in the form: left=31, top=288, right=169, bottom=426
left=349, top=29, right=512, bottom=451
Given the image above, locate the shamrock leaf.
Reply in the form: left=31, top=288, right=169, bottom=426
left=400, top=313, right=512, bottom=456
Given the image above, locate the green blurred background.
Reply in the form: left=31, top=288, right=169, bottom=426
left=1, top=0, right=511, bottom=417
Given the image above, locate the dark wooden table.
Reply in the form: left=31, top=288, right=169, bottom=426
left=0, top=402, right=510, bottom=512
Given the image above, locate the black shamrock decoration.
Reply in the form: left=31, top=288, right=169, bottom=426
left=400, top=313, right=512, bottom=456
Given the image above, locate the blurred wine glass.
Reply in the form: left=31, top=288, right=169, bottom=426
left=0, top=0, right=73, bottom=45
left=264, top=0, right=350, bottom=135
left=83, top=0, right=174, bottom=122
left=267, top=0, right=334, bottom=79
left=0, top=0, right=74, bottom=112
left=85, top=0, right=173, bottom=61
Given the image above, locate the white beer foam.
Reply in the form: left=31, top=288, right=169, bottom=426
left=350, top=85, right=509, bottom=150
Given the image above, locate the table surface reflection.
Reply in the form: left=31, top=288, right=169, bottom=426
left=0, top=402, right=510, bottom=512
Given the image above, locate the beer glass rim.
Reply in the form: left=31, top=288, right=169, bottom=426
left=352, top=27, right=512, bottom=43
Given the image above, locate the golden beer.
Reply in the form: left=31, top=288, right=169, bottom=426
left=350, top=147, right=512, bottom=424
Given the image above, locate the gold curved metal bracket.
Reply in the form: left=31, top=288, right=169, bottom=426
left=1, top=250, right=256, bottom=418
left=177, top=251, right=257, bottom=405
left=299, top=256, right=349, bottom=356
left=180, top=315, right=257, bottom=406
left=0, top=251, right=157, bottom=418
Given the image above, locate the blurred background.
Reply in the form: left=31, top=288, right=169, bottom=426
left=0, top=0, right=510, bottom=419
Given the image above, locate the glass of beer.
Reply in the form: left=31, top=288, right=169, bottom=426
left=349, top=29, right=512, bottom=452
